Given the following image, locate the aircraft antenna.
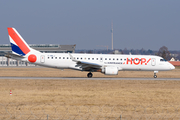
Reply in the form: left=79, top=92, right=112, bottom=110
left=111, top=21, right=113, bottom=50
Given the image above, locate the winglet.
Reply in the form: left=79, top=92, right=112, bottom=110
left=68, top=53, right=77, bottom=62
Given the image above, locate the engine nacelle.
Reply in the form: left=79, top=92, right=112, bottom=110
left=103, top=67, right=118, bottom=75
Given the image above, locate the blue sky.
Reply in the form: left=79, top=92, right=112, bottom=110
left=0, top=0, right=180, bottom=50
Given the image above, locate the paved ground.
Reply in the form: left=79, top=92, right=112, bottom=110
left=0, top=76, right=180, bottom=80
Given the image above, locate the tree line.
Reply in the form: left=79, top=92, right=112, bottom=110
left=76, top=46, right=180, bottom=61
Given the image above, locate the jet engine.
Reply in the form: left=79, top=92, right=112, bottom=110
left=102, top=67, right=118, bottom=75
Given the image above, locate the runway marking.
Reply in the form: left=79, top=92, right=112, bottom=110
left=0, top=77, right=180, bottom=80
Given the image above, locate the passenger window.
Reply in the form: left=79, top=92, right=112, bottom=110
left=113, top=58, right=115, bottom=60
left=67, top=57, right=69, bottom=59
left=77, top=57, right=79, bottom=59
left=88, top=58, right=90, bottom=60
left=48, top=57, right=49, bottom=59
left=81, top=58, right=82, bottom=60
left=96, top=58, right=98, bottom=60
left=63, top=57, right=65, bottom=59
left=109, top=58, right=111, bottom=60
left=92, top=58, right=94, bottom=60
left=52, top=57, right=53, bottom=59
left=105, top=58, right=107, bottom=60
left=117, top=58, right=118, bottom=60
left=55, top=57, right=57, bottom=59
left=59, top=57, right=61, bottom=59
left=124, top=59, right=126, bottom=61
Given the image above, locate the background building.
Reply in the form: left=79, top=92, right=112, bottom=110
left=0, top=44, right=76, bottom=66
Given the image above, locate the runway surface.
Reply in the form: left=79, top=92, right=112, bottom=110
left=0, top=76, right=180, bottom=80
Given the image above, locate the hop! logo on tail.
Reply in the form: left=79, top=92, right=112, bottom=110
left=126, top=58, right=151, bottom=65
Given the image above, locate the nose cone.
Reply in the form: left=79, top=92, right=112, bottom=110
left=169, top=63, right=175, bottom=70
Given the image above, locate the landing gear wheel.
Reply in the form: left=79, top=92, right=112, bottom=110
left=87, top=72, right=93, bottom=78
left=154, top=75, right=157, bottom=78
left=153, top=71, right=158, bottom=78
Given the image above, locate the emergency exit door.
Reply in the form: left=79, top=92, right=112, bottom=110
left=151, top=58, right=156, bottom=66
left=40, top=55, right=45, bottom=63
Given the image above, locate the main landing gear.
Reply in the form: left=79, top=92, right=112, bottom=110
left=87, top=72, right=93, bottom=78
left=154, top=71, right=158, bottom=78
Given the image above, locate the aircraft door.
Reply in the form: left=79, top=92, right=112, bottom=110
left=40, top=55, right=45, bottom=63
left=151, top=58, right=156, bottom=66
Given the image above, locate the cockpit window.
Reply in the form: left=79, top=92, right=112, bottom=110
left=160, top=59, right=167, bottom=62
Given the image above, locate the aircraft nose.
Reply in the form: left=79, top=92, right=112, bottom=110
left=169, top=63, right=175, bottom=70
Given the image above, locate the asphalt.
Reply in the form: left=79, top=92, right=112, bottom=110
left=0, top=77, right=180, bottom=80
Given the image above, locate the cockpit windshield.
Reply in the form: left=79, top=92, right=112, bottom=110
left=160, top=59, right=167, bottom=62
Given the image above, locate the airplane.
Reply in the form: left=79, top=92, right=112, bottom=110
left=6, top=27, right=175, bottom=78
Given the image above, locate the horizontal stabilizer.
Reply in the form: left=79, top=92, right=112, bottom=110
left=5, top=52, right=25, bottom=59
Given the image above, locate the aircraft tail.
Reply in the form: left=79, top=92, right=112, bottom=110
left=7, top=27, right=38, bottom=56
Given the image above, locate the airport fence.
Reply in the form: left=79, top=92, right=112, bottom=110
left=1, top=104, right=180, bottom=120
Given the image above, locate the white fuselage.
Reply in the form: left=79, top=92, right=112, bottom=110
left=17, top=53, right=175, bottom=72
left=7, top=27, right=175, bottom=78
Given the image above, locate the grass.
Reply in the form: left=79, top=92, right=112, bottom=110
left=1, top=79, right=180, bottom=106
left=0, top=67, right=180, bottom=119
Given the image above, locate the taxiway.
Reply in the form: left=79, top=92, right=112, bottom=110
left=0, top=77, right=180, bottom=80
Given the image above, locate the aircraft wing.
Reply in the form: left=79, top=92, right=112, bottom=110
left=69, top=53, right=102, bottom=71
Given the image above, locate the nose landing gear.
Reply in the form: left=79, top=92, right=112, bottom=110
left=87, top=72, right=93, bottom=78
left=154, top=71, right=158, bottom=78
left=154, top=74, right=157, bottom=78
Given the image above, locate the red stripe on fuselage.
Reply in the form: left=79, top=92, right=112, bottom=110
left=8, top=28, right=30, bottom=54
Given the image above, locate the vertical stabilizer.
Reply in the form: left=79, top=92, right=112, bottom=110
left=7, top=28, right=31, bottom=56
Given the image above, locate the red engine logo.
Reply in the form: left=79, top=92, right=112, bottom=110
left=28, top=54, right=37, bottom=63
